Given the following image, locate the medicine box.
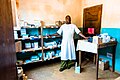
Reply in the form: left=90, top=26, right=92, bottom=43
left=99, top=58, right=109, bottom=70
left=75, top=62, right=81, bottom=73
left=15, top=41, right=22, bottom=52
left=75, top=66, right=81, bottom=73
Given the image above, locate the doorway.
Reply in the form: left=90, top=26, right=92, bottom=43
left=83, top=4, right=103, bottom=37
left=82, top=4, right=103, bottom=63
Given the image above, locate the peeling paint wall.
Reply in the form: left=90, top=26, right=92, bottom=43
left=81, top=0, right=120, bottom=28
left=17, top=0, right=82, bottom=27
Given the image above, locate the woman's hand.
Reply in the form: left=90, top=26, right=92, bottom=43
left=84, top=37, right=89, bottom=40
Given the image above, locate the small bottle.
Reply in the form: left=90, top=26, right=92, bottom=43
left=22, top=74, right=25, bottom=80
left=45, top=33, right=48, bottom=38
left=98, top=37, right=102, bottom=44
left=31, top=42, right=34, bottom=48
left=24, top=76, right=28, bottom=80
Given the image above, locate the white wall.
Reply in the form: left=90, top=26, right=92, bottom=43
left=17, top=0, right=82, bottom=27
left=81, top=0, right=120, bottom=28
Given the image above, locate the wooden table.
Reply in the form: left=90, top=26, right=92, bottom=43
left=76, top=40, right=117, bottom=80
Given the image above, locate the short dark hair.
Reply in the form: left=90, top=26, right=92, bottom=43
left=65, top=15, right=71, bottom=23
left=65, top=15, right=71, bottom=19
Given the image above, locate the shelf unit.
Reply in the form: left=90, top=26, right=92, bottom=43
left=14, top=26, right=61, bottom=65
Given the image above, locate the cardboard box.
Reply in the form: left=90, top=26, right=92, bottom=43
left=99, top=58, right=109, bottom=70
left=15, top=41, right=22, bottom=52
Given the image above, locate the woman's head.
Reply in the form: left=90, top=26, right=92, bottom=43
left=65, top=15, right=71, bottom=24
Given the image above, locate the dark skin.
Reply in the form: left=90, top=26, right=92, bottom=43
left=65, top=15, right=71, bottom=24
left=48, top=15, right=88, bottom=39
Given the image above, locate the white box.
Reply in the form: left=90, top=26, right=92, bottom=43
left=99, top=58, right=109, bottom=70
left=34, top=42, right=38, bottom=48
left=75, top=66, right=81, bottom=73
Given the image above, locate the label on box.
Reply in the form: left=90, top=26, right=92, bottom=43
left=107, top=53, right=112, bottom=59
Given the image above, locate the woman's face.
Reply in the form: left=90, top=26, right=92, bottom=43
left=65, top=16, right=71, bottom=24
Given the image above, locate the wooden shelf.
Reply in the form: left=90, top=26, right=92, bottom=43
left=16, top=56, right=60, bottom=65
left=21, top=47, right=42, bottom=52
left=21, top=27, right=40, bottom=29
left=45, top=56, right=60, bottom=61
left=24, top=59, right=43, bottom=65
left=43, top=35, right=61, bottom=39
left=43, top=26, right=60, bottom=28
left=43, top=46, right=60, bottom=50
left=15, top=26, right=61, bottom=65
left=15, top=37, right=41, bottom=41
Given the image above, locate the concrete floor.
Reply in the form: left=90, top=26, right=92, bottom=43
left=25, top=60, right=119, bottom=80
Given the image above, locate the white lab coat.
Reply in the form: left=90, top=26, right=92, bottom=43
left=57, top=24, right=80, bottom=60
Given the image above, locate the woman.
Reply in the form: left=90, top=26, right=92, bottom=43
left=49, top=15, right=87, bottom=72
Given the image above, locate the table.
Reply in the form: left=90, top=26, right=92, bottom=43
left=76, top=40, right=117, bottom=80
